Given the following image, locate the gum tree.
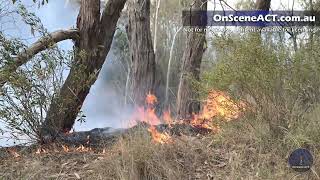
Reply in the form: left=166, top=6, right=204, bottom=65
left=176, top=0, right=207, bottom=118
left=1, top=0, right=127, bottom=141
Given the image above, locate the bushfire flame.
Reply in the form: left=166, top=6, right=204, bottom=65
left=75, top=145, right=92, bottom=152
left=62, top=145, right=70, bottom=152
left=148, top=126, right=172, bottom=144
left=129, top=92, right=162, bottom=126
left=33, top=145, right=94, bottom=156
left=146, top=92, right=157, bottom=105
left=8, top=148, right=20, bottom=158
left=35, top=148, right=47, bottom=154
left=134, top=90, right=245, bottom=144
left=191, top=90, right=245, bottom=132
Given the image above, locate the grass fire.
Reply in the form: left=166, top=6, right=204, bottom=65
left=1, top=0, right=320, bottom=179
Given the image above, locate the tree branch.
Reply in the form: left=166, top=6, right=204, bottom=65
left=0, top=28, right=79, bottom=87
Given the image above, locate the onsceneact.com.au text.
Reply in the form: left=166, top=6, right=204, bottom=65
left=211, top=14, right=316, bottom=23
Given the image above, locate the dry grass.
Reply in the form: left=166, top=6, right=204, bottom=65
left=1, top=114, right=320, bottom=180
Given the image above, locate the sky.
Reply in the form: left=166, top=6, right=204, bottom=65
left=0, top=0, right=304, bottom=146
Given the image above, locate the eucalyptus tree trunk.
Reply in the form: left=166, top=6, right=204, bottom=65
left=40, top=0, right=127, bottom=140
left=124, top=64, right=131, bottom=106
left=153, top=0, right=161, bottom=57
left=255, top=0, right=271, bottom=10
left=127, top=0, right=156, bottom=106
left=165, top=26, right=183, bottom=107
left=253, top=0, right=272, bottom=41
left=176, top=1, right=207, bottom=119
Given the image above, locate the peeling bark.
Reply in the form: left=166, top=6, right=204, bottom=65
left=127, top=0, right=156, bottom=106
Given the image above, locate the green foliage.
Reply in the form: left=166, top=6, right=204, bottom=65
left=200, top=32, right=320, bottom=138
left=17, top=3, right=46, bottom=35
left=0, top=33, right=26, bottom=65
left=11, top=0, right=49, bottom=6
left=201, top=35, right=283, bottom=96
left=0, top=4, right=70, bottom=143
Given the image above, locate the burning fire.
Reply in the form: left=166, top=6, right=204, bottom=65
left=206, top=90, right=245, bottom=120
left=8, top=148, right=20, bottom=158
left=163, top=110, right=173, bottom=125
left=128, top=92, right=173, bottom=144
left=75, top=145, right=92, bottom=152
left=62, top=145, right=70, bottom=152
left=146, top=92, right=157, bottom=105
left=61, top=144, right=93, bottom=153
left=133, top=90, right=245, bottom=144
left=35, top=147, right=47, bottom=154
left=5, top=91, right=244, bottom=158
left=145, top=92, right=172, bottom=144
left=148, top=126, right=172, bottom=144
left=191, top=90, right=245, bottom=132
left=129, top=92, right=162, bottom=126
left=33, top=145, right=94, bottom=156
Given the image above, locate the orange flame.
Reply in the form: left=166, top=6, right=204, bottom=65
left=35, top=148, right=47, bottom=154
left=129, top=92, right=162, bottom=126
left=148, top=126, right=172, bottom=144
left=61, top=144, right=93, bottom=153
left=62, top=145, right=70, bottom=152
left=75, top=145, right=91, bottom=152
left=163, top=110, right=173, bottom=125
left=144, top=92, right=172, bottom=144
left=146, top=92, right=157, bottom=105
left=131, top=90, right=245, bottom=144
left=8, top=148, right=20, bottom=158
left=191, top=90, right=245, bottom=132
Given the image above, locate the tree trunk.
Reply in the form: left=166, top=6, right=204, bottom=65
left=153, top=0, right=161, bottom=56
left=252, top=0, right=272, bottom=41
left=176, top=1, right=207, bottom=119
left=127, top=0, right=156, bottom=106
left=255, top=0, right=271, bottom=10
left=41, top=0, right=127, bottom=141
left=165, top=26, right=183, bottom=107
